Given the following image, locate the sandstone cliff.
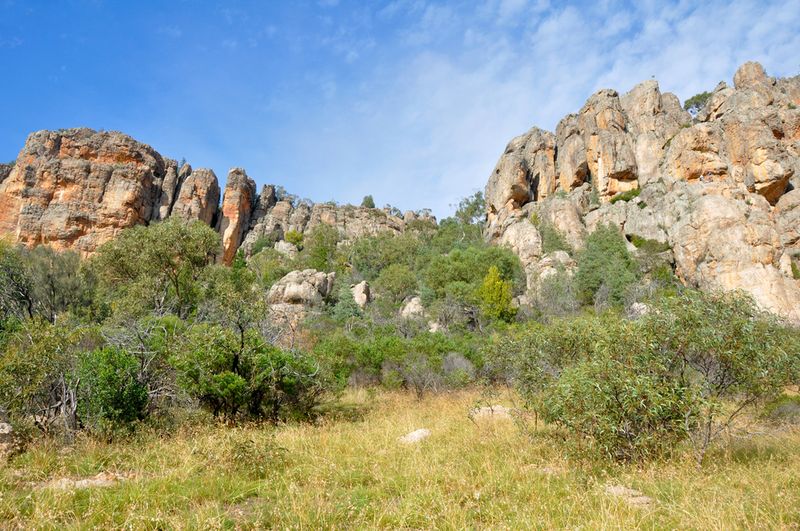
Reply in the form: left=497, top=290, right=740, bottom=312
left=0, top=128, right=433, bottom=264
left=485, top=62, right=800, bottom=322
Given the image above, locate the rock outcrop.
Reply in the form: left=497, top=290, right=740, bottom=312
left=485, top=62, right=800, bottom=322
left=0, top=129, right=434, bottom=265
left=216, top=169, right=256, bottom=265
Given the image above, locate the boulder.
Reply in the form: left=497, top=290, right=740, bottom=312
left=398, top=428, right=431, bottom=444
left=274, top=240, right=299, bottom=258
left=351, top=281, right=371, bottom=308
left=267, top=269, right=336, bottom=307
left=400, top=296, right=425, bottom=319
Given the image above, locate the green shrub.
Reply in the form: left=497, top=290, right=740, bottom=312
left=792, top=260, right=800, bottom=280
left=477, top=266, right=516, bottom=323
left=251, top=233, right=279, bottom=255
left=299, top=225, right=340, bottom=272
left=284, top=230, right=304, bottom=248
left=492, top=291, right=799, bottom=462
left=539, top=222, right=572, bottom=254
left=77, top=347, right=149, bottom=435
left=575, top=224, right=638, bottom=306
left=630, top=235, right=671, bottom=253
left=360, top=195, right=376, bottom=209
left=172, top=325, right=333, bottom=422
left=375, top=264, right=417, bottom=303
left=683, top=91, right=712, bottom=115
left=609, top=188, right=641, bottom=204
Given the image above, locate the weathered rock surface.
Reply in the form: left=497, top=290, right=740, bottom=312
left=0, top=129, right=172, bottom=253
left=400, top=296, right=425, bottom=319
left=267, top=269, right=336, bottom=307
left=216, top=168, right=256, bottom=265
left=0, top=129, right=433, bottom=259
left=485, top=62, right=800, bottom=322
left=351, top=281, right=371, bottom=309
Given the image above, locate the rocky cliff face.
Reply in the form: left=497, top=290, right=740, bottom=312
left=0, top=128, right=433, bottom=264
left=485, top=62, right=800, bottom=322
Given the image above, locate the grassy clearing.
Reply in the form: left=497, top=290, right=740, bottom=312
left=2, top=389, right=800, bottom=529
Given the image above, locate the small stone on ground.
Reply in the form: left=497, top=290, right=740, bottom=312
left=604, top=484, right=655, bottom=507
left=398, top=428, right=431, bottom=444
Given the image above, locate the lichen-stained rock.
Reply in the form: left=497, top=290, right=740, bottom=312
left=733, top=61, right=770, bottom=90
left=169, top=167, right=220, bottom=225
left=216, top=168, right=256, bottom=265
left=0, top=128, right=169, bottom=254
left=669, top=187, right=800, bottom=321
left=485, top=127, right=556, bottom=220
left=776, top=189, right=800, bottom=253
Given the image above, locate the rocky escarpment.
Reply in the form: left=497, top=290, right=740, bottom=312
left=0, top=128, right=434, bottom=264
left=485, top=61, right=800, bottom=322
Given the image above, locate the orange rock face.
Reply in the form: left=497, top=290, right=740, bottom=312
left=0, top=129, right=170, bottom=254
left=217, top=169, right=256, bottom=265
left=0, top=129, right=225, bottom=255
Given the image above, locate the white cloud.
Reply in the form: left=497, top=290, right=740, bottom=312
left=288, top=0, right=800, bottom=218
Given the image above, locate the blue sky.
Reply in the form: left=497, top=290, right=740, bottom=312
left=2, top=0, right=799, bottom=217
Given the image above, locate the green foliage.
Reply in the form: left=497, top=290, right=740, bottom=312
left=331, top=283, right=362, bottom=322
left=360, top=195, right=376, bottom=209
left=0, top=320, right=86, bottom=434
left=454, top=191, right=485, bottom=226
left=77, top=347, right=149, bottom=435
left=348, top=233, right=422, bottom=281
left=477, top=266, right=516, bottom=323
left=533, top=267, right=580, bottom=318
left=91, top=218, right=220, bottom=318
left=493, top=291, right=800, bottom=462
left=171, top=324, right=332, bottom=421
left=630, top=235, right=671, bottom=253
left=299, top=224, right=340, bottom=272
left=683, top=91, right=712, bottom=115
left=424, top=246, right=522, bottom=299
left=539, top=222, right=572, bottom=254
left=284, top=230, right=304, bottom=248
left=247, top=248, right=290, bottom=289
left=375, top=264, right=417, bottom=303
left=250, top=233, right=279, bottom=255
left=792, top=260, right=800, bottom=280
left=609, top=188, right=641, bottom=204
left=20, top=246, right=97, bottom=323
left=0, top=241, right=33, bottom=321
left=575, top=224, right=638, bottom=306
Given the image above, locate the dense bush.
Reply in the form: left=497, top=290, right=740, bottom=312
left=575, top=223, right=638, bottom=307
left=91, top=218, right=220, bottom=318
left=491, top=291, right=800, bottom=462
left=77, top=347, right=149, bottom=435
left=172, top=324, right=334, bottom=421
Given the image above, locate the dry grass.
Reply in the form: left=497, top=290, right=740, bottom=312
left=1, top=389, right=800, bottom=529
